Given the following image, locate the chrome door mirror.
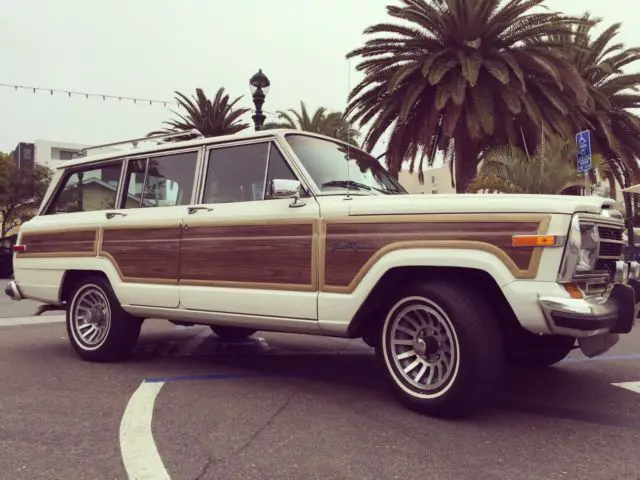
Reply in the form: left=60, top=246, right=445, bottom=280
left=269, top=179, right=306, bottom=208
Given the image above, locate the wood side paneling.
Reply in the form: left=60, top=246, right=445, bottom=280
left=323, top=220, right=542, bottom=289
left=18, top=230, right=97, bottom=257
left=100, top=227, right=181, bottom=284
left=180, top=223, right=314, bottom=287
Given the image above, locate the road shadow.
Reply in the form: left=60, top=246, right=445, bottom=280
left=23, top=327, right=640, bottom=428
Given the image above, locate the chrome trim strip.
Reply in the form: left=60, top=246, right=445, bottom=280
left=121, top=305, right=324, bottom=336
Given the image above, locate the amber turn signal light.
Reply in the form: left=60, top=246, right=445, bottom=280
left=563, top=283, right=584, bottom=299
left=511, top=235, right=558, bottom=247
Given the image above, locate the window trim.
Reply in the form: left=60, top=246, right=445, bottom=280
left=261, top=143, right=272, bottom=201
left=198, top=139, right=308, bottom=205
left=43, top=159, right=125, bottom=215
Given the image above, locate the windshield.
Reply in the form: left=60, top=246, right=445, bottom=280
left=285, top=134, right=406, bottom=195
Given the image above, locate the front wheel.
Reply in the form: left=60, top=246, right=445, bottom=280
left=377, top=281, right=504, bottom=419
left=66, top=276, right=142, bottom=362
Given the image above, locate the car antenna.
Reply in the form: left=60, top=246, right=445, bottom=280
left=345, top=57, right=352, bottom=200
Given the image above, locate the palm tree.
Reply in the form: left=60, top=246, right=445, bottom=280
left=264, top=101, right=361, bottom=145
left=543, top=14, right=640, bottom=199
left=345, top=0, right=592, bottom=192
left=149, top=87, right=250, bottom=138
left=468, top=134, right=605, bottom=195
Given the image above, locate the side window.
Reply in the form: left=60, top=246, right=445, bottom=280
left=122, top=151, right=197, bottom=209
left=47, top=162, right=123, bottom=214
left=265, top=146, right=300, bottom=199
left=203, top=143, right=269, bottom=204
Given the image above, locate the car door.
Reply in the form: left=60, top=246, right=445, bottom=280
left=178, top=139, right=320, bottom=320
left=98, top=148, right=201, bottom=308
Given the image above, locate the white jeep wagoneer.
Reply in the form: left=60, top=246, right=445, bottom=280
left=5, top=128, right=639, bottom=418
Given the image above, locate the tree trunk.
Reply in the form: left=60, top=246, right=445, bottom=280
left=454, top=140, right=480, bottom=193
left=605, top=170, right=617, bottom=200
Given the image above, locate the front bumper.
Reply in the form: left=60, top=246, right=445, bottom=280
left=539, top=283, right=636, bottom=337
left=4, top=280, right=23, bottom=301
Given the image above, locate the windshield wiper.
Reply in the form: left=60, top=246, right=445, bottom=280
left=322, top=180, right=373, bottom=191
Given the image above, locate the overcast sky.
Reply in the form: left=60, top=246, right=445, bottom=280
left=1, top=0, right=638, bottom=161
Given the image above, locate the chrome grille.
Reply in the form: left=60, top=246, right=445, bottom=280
left=598, top=225, right=623, bottom=242
left=588, top=219, right=625, bottom=276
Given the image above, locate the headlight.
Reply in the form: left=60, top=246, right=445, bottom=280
left=558, top=215, right=600, bottom=281
left=576, top=224, right=599, bottom=272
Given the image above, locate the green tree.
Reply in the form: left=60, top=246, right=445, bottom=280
left=264, top=101, right=361, bottom=145
left=544, top=13, right=640, bottom=199
left=345, top=0, right=591, bottom=192
left=149, top=87, right=250, bottom=138
left=467, top=134, right=605, bottom=194
left=0, top=154, right=52, bottom=241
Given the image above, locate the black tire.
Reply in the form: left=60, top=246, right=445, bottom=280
left=209, top=325, right=256, bottom=342
left=507, top=333, right=575, bottom=367
left=66, top=276, right=142, bottom=362
left=376, top=281, right=504, bottom=419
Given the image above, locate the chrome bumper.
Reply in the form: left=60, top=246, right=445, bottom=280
left=539, top=283, right=635, bottom=337
left=4, top=281, right=23, bottom=301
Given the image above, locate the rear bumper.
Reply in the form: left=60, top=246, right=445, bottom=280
left=539, top=283, right=636, bottom=337
left=4, top=281, right=23, bottom=301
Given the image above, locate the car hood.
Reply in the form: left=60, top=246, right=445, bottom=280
left=347, top=194, right=620, bottom=216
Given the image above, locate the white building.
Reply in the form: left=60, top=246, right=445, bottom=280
left=398, top=166, right=455, bottom=195
left=33, top=139, right=89, bottom=169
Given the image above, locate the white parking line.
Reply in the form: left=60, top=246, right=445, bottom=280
left=612, top=381, right=640, bottom=394
left=0, top=314, right=65, bottom=327
left=119, top=381, right=170, bottom=480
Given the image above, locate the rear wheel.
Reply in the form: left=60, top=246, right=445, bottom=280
left=66, top=276, right=142, bottom=362
left=376, top=281, right=504, bottom=419
left=209, top=325, right=256, bottom=342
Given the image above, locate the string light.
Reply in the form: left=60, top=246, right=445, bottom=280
left=0, top=83, right=174, bottom=107
left=1, top=82, right=282, bottom=117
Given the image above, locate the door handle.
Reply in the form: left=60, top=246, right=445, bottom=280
left=105, top=212, right=127, bottom=219
left=187, top=206, right=213, bottom=215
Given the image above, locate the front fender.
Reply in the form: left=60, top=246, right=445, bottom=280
left=318, top=247, right=518, bottom=336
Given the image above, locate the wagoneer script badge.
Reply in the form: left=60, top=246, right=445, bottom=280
left=331, top=241, right=369, bottom=252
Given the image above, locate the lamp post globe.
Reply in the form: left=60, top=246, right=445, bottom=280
left=249, top=69, right=270, bottom=131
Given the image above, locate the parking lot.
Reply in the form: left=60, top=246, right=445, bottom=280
left=2, top=279, right=640, bottom=480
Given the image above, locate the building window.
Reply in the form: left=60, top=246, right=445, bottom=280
left=431, top=175, right=436, bottom=184
left=58, top=150, right=77, bottom=161
left=432, top=189, right=438, bottom=194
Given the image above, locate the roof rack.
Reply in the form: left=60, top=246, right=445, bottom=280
left=76, top=129, right=204, bottom=157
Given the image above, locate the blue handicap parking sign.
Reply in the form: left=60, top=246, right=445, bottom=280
left=576, top=130, right=592, bottom=173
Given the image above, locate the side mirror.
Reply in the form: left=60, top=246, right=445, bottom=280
left=269, top=179, right=306, bottom=208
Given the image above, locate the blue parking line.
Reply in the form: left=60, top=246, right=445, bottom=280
left=144, top=353, right=640, bottom=384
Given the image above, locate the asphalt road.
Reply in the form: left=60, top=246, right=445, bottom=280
left=1, top=313, right=640, bottom=480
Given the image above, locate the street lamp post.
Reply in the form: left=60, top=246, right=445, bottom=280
left=249, top=69, right=270, bottom=131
